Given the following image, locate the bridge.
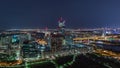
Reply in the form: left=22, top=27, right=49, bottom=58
left=73, top=35, right=120, bottom=44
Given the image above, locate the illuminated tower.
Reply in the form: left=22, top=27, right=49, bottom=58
left=102, top=28, right=106, bottom=37
left=50, top=17, right=66, bottom=52
left=27, top=33, right=31, bottom=40
left=58, top=17, right=65, bottom=35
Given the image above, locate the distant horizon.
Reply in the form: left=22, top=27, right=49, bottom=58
left=3, top=27, right=120, bottom=30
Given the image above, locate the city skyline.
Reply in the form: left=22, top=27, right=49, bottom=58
left=0, top=0, right=120, bottom=29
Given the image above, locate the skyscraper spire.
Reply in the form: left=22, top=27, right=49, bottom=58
left=58, top=17, right=65, bottom=28
left=57, top=17, right=66, bottom=35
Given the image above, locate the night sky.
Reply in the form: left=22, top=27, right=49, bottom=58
left=0, top=0, right=120, bottom=29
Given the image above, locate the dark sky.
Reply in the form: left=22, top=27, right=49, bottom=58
left=0, top=0, right=120, bottom=29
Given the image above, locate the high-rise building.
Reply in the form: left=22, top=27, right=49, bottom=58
left=50, top=17, right=66, bottom=52
left=51, top=33, right=64, bottom=52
